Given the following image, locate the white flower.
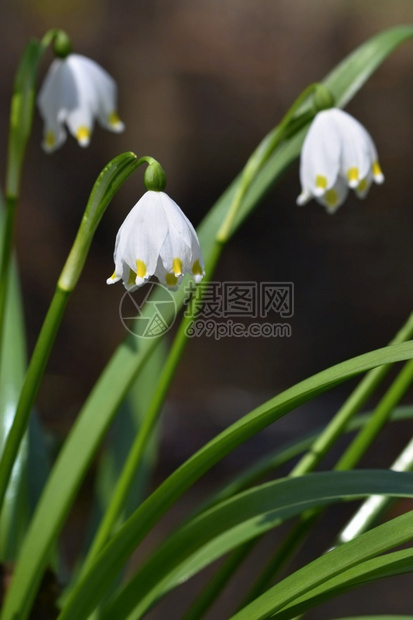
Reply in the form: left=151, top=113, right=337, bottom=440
left=37, top=54, right=124, bottom=152
left=106, top=191, right=205, bottom=291
left=297, top=108, right=384, bottom=213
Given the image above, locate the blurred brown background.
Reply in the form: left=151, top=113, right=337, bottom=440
left=1, top=0, right=413, bottom=617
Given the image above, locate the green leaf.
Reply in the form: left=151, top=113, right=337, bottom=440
left=199, top=406, right=413, bottom=512
left=56, top=340, right=413, bottom=620
left=183, top=408, right=413, bottom=620
left=0, top=201, right=50, bottom=562
left=100, top=471, right=413, bottom=620
left=85, top=340, right=166, bottom=552
left=268, top=549, right=413, bottom=619
left=5, top=25, right=413, bottom=620
left=0, top=254, right=28, bottom=561
left=230, top=512, right=413, bottom=620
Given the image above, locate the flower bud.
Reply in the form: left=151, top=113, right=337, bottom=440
left=313, top=84, right=335, bottom=112
left=144, top=161, right=167, bottom=192
left=53, top=30, right=72, bottom=59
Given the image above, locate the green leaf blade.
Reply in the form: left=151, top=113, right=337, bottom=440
left=101, top=471, right=413, bottom=620
left=5, top=24, right=413, bottom=620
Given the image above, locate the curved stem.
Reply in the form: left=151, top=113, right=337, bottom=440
left=79, top=88, right=321, bottom=569
left=0, top=152, right=140, bottom=516
left=78, top=91, right=322, bottom=571
left=81, top=240, right=224, bottom=573
left=216, top=83, right=318, bottom=243
left=0, top=29, right=70, bottom=355
left=236, top=313, right=413, bottom=609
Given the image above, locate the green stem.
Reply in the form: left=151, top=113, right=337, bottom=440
left=335, top=358, right=413, bottom=471
left=80, top=91, right=319, bottom=568
left=0, top=152, right=140, bottom=517
left=0, top=28, right=70, bottom=353
left=81, top=241, right=224, bottom=573
left=216, top=83, right=318, bottom=243
left=0, top=287, right=70, bottom=513
left=291, top=313, right=413, bottom=477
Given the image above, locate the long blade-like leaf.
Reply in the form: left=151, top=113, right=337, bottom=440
left=5, top=25, right=413, bottom=620
left=268, top=549, right=413, bottom=620
left=100, top=471, right=413, bottom=620
left=230, top=513, right=413, bottom=620
left=57, top=341, right=413, bottom=620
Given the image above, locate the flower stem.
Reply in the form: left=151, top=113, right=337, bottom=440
left=79, top=94, right=324, bottom=569
left=335, top=358, right=413, bottom=471
left=81, top=240, right=224, bottom=573
left=216, top=83, right=318, bottom=243
left=291, top=313, right=413, bottom=477
left=236, top=312, right=413, bottom=609
left=0, top=29, right=70, bottom=356
left=0, top=152, right=140, bottom=516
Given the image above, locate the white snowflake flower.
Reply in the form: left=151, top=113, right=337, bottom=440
left=297, top=108, right=384, bottom=213
left=37, top=54, right=124, bottom=152
left=106, top=191, right=205, bottom=291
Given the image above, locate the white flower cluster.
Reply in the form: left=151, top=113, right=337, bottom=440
left=37, top=47, right=384, bottom=292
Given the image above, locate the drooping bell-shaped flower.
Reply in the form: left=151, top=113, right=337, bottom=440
left=106, top=191, right=205, bottom=291
left=37, top=54, right=124, bottom=152
left=297, top=108, right=384, bottom=213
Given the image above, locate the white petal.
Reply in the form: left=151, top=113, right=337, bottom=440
left=299, top=110, right=341, bottom=197
left=37, top=59, right=73, bottom=152
left=158, top=193, right=195, bottom=272
left=70, top=54, right=124, bottom=132
left=296, top=189, right=312, bottom=206
left=158, top=192, right=204, bottom=284
left=329, top=109, right=374, bottom=188
left=315, top=176, right=349, bottom=214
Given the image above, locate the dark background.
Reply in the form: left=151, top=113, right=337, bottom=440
left=1, top=1, right=413, bottom=617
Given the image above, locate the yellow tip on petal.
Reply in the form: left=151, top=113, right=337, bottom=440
left=128, top=268, right=137, bottom=285
left=192, top=259, right=203, bottom=276
left=136, top=259, right=147, bottom=279
left=110, top=271, right=117, bottom=280
left=108, top=111, right=123, bottom=129
left=325, top=189, right=338, bottom=209
left=165, top=272, right=178, bottom=287
left=358, top=178, right=368, bottom=193
left=315, top=175, right=328, bottom=190
left=372, top=161, right=384, bottom=182
left=75, top=126, right=91, bottom=145
left=45, top=130, right=56, bottom=149
left=172, top=258, right=183, bottom=276
left=347, top=167, right=359, bottom=186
